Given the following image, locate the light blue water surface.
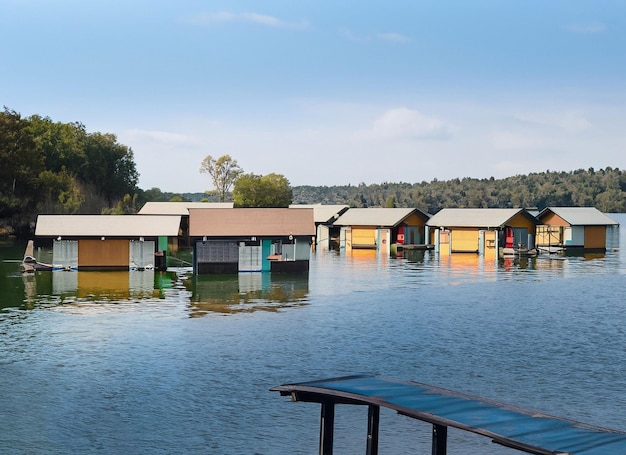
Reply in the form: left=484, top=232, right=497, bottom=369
left=1, top=215, right=625, bottom=454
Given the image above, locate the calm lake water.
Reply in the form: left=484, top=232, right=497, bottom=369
left=1, top=214, right=625, bottom=454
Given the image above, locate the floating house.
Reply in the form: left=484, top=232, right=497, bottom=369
left=138, top=202, right=234, bottom=249
left=536, top=207, right=619, bottom=252
left=289, top=204, right=349, bottom=251
left=138, top=202, right=234, bottom=215
left=189, top=208, right=315, bottom=274
left=426, top=208, right=538, bottom=257
left=332, top=208, right=430, bottom=255
left=34, top=215, right=182, bottom=270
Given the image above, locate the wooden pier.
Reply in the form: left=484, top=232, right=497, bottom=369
left=272, top=375, right=626, bottom=455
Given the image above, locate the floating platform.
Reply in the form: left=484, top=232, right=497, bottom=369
left=272, top=375, right=626, bottom=455
left=396, top=243, right=435, bottom=251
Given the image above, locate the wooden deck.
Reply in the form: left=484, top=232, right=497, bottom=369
left=272, top=375, right=626, bottom=455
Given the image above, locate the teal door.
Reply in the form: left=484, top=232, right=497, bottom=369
left=262, top=239, right=272, bottom=272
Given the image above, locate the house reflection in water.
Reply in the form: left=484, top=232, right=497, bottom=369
left=184, top=273, right=310, bottom=317
left=49, top=270, right=177, bottom=301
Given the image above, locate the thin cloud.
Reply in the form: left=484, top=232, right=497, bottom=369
left=562, top=21, right=607, bottom=34
left=122, top=129, right=198, bottom=147
left=338, top=28, right=371, bottom=42
left=491, top=131, right=537, bottom=151
left=376, top=32, right=412, bottom=43
left=185, top=11, right=309, bottom=30
left=361, top=108, right=451, bottom=140
left=515, top=110, right=592, bottom=133
left=340, top=28, right=411, bottom=43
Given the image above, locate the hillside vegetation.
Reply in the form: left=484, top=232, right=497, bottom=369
left=290, top=167, right=626, bottom=214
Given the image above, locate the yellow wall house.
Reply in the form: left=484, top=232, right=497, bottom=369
left=332, top=208, right=430, bottom=256
left=536, top=207, right=619, bottom=252
left=426, top=208, right=538, bottom=258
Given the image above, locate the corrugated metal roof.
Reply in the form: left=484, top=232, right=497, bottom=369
left=289, top=204, right=349, bottom=223
left=538, top=207, right=619, bottom=226
left=426, top=208, right=532, bottom=228
left=333, top=208, right=428, bottom=227
left=272, top=375, right=626, bottom=455
left=189, top=208, right=315, bottom=236
left=138, top=202, right=234, bottom=215
left=35, top=215, right=182, bottom=237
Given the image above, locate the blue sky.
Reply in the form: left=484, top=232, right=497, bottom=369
left=3, top=1, right=626, bottom=193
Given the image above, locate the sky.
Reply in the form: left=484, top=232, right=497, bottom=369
left=2, top=0, right=626, bottom=193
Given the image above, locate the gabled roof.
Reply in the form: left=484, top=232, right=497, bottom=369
left=189, top=208, right=315, bottom=236
left=289, top=204, right=349, bottom=223
left=35, top=215, right=182, bottom=237
left=538, top=207, right=619, bottom=226
left=138, top=201, right=233, bottom=215
left=333, top=208, right=429, bottom=227
left=426, top=208, right=536, bottom=228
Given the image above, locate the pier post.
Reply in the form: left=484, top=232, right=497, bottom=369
left=432, top=424, right=447, bottom=455
left=366, top=405, right=380, bottom=455
left=319, top=400, right=335, bottom=455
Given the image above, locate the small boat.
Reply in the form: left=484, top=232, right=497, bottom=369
left=20, top=240, right=53, bottom=273
left=537, top=245, right=564, bottom=254
left=21, top=255, right=53, bottom=272
left=502, top=246, right=538, bottom=257
left=20, top=240, right=77, bottom=272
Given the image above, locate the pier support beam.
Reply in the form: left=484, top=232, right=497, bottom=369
left=366, top=405, right=380, bottom=455
left=319, top=400, right=335, bottom=455
left=432, top=424, right=447, bottom=455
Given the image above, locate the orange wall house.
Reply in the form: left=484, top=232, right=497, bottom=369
left=536, top=207, right=619, bottom=252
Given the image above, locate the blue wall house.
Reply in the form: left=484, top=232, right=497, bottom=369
left=189, top=208, right=315, bottom=274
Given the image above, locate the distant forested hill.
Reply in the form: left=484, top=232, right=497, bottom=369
left=181, top=167, right=626, bottom=214
left=290, top=167, right=626, bottom=214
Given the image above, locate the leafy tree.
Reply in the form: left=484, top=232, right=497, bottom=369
left=102, top=193, right=139, bottom=214
left=28, top=115, right=86, bottom=175
left=0, top=108, right=43, bottom=222
left=83, top=132, right=139, bottom=205
left=233, top=173, right=293, bottom=208
left=199, top=154, right=243, bottom=202
left=37, top=169, right=84, bottom=214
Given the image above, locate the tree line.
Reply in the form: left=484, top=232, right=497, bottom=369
left=290, top=167, right=626, bottom=214
left=179, top=166, right=626, bottom=214
left=0, top=108, right=139, bottom=236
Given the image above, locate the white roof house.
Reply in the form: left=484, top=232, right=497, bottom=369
left=333, top=208, right=429, bottom=227
left=35, top=215, right=182, bottom=237
left=289, top=204, right=349, bottom=224
left=537, top=207, right=619, bottom=226
left=426, top=208, right=536, bottom=228
left=138, top=202, right=234, bottom=215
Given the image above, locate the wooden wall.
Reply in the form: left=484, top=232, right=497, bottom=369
left=78, top=239, right=129, bottom=268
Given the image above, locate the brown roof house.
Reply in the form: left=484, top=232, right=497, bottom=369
left=189, top=208, right=315, bottom=274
